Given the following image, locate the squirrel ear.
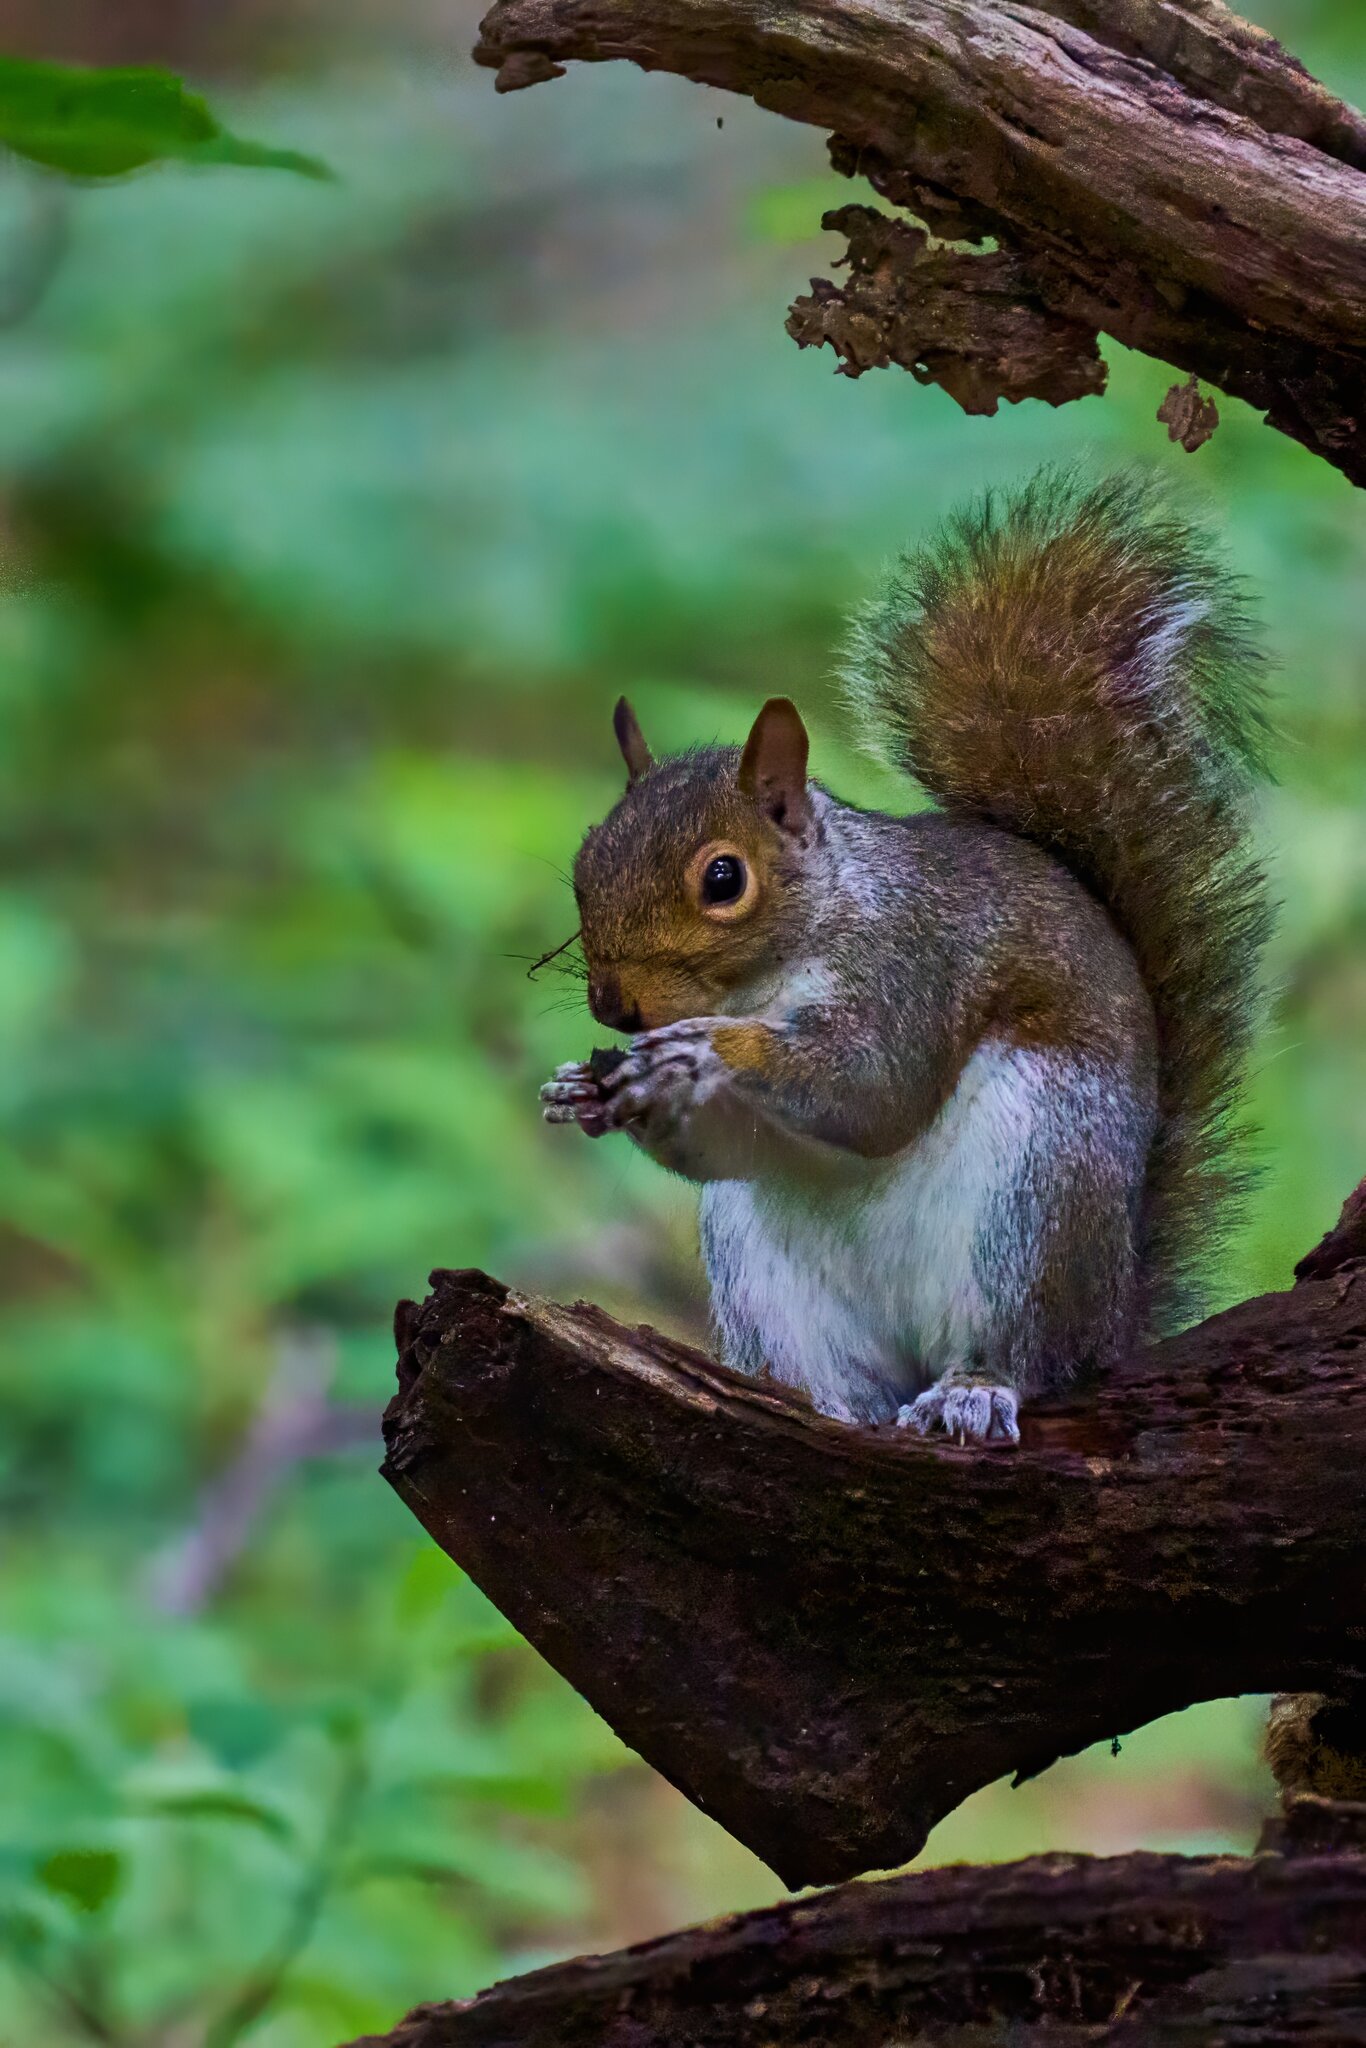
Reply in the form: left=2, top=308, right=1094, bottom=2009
left=613, top=696, right=655, bottom=785
left=739, top=698, right=812, bottom=836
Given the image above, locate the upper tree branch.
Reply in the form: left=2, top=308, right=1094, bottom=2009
left=381, top=1179, right=1366, bottom=1889
left=473, top=0, right=1366, bottom=482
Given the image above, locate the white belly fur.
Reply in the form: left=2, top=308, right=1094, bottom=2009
left=700, top=1039, right=1051, bottom=1422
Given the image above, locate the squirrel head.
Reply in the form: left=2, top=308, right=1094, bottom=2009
left=572, top=696, right=820, bottom=1033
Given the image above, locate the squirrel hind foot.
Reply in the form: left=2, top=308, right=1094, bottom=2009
left=898, top=1381, right=1020, bottom=1448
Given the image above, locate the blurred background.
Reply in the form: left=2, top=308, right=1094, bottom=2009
left=0, top=1, right=1361, bottom=2041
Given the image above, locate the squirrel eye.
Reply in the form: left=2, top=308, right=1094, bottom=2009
left=701, top=854, right=747, bottom=906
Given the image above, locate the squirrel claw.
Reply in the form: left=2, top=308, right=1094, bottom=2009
left=540, top=1065, right=610, bottom=1137
left=897, top=1382, right=1020, bottom=1447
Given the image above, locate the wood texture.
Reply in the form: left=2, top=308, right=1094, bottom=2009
left=381, top=1180, right=1366, bottom=1888
left=785, top=202, right=1107, bottom=411
left=348, top=1794, right=1366, bottom=2046
left=472, top=0, right=1366, bottom=481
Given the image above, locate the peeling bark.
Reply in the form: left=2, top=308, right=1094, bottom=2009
left=1157, top=373, right=1221, bottom=452
left=786, top=203, right=1107, bottom=411
left=472, top=0, right=1366, bottom=481
left=347, top=1795, right=1366, bottom=2046
left=380, top=1178, right=1366, bottom=1889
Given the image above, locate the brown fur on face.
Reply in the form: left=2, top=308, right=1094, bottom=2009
left=574, top=748, right=814, bottom=1033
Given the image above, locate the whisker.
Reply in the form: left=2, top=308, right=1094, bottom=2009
left=519, top=853, right=577, bottom=890
left=510, top=959, right=588, bottom=985
left=505, top=953, right=587, bottom=976
left=504, top=934, right=588, bottom=982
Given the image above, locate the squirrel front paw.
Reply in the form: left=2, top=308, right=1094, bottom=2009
left=897, top=1381, right=1021, bottom=1447
left=541, top=1025, right=728, bottom=1142
left=539, top=1049, right=620, bottom=1138
left=596, top=1021, right=729, bottom=1134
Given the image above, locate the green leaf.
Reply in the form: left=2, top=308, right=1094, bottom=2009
left=347, top=1813, right=586, bottom=1915
left=186, top=1694, right=284, bottom=1771
left=0, top=1902, right=54, bottom=1962
left=0, top=56, right=333, bottom=180
left=37, top=1847, right=122, bottom=1914
left=132, top=1783, right=296, bottom=1844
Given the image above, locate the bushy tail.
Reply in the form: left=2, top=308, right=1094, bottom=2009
left=843, top=468, right=1272, bottom=1330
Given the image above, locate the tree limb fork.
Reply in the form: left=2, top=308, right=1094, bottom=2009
left=381, top=1178, right=1366, bottom=1888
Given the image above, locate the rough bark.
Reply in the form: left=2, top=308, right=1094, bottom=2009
left=785, top=203, right=1107, bottom=411
left=472, top=0, right=1366, bottom=483
left=348, top=1793, right=1366, bottom=2046
left=1268, top=1690, right=1366, bottom=1803
left=381, top=1179, right=1366, bottom=1889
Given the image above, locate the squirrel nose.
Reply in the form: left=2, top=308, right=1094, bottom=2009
left=589, top=973, right=642, bottom=1035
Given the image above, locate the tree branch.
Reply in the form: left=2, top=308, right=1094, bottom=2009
left=381, top=1178, right=1366, bottom=1888
left=472, top=0, right=1366, bottom=482
left=785, top=203, right=1107, bottom=410
left=348, top=1793, right=1366, bottom=2046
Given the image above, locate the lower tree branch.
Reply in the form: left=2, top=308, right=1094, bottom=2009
left=381, top=1179, right=1366, bottom=1888
left=348, top=1794, right=1366, bottom=2045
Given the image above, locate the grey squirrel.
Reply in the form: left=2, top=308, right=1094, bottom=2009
left=541, top=471, right=1271, bottom=1443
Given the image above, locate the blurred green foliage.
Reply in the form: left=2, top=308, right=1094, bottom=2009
left=0, top=56, right=330, bottom=179
left=0, top=4, right=1361, bottom=2040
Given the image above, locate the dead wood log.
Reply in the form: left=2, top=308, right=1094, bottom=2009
left=472, top=0, right=1366, bottom=483
left=381, top=1179, right=1366, bottom=1889
left=347, top=1793, right=1366, bottom=2046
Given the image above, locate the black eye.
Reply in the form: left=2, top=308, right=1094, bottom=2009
left=701, top=854, right=747, bottom=906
